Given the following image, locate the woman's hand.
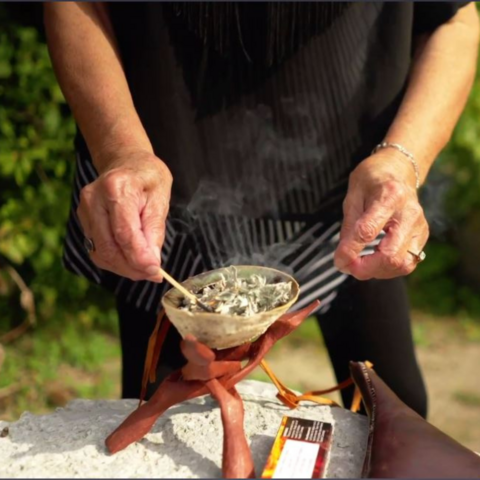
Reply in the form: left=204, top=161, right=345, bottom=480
left=77, top=149, right=172, bottom=281
left=334, top=150, right=429, bottom=280
left=45, top=3, right=171, bottom=282
left=332, top=4, right=479, bottom=280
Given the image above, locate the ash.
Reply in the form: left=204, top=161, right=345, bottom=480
left=180, top=266, right=292, bottom=316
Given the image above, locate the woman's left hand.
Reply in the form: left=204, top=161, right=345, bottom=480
left=334, top=149, right=429, bottom=280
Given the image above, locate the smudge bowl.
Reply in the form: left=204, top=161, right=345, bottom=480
left=161, top=265, right=300, bottom=349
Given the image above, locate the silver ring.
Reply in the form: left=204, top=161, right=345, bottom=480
left=84, top=237, right=95, bottom=254
left=408, top=250, right=426, bottom=263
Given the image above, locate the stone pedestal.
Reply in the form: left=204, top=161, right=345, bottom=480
left=0, top=380, right=368, bottom=478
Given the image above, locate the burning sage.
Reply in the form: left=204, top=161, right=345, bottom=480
left=180, top=266, right=293, bottom=317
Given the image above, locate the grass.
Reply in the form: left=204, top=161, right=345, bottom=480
left=246, top=316, right=323, bottom=392
left=458, top=316, right=480, bottom=342
left=411, top=311, right=480, bottom=347
left=0, top=323, right=120, bottom=421
left=412, top=322, right=432, bottom=348
left=284, top=317, right=324, bottom=347
left=454, top=390, right=480, bottom=408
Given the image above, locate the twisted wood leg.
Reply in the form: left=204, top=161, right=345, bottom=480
left=207, top=381, right=255, bottom=478
left=106, top=375, right=207, bottom=454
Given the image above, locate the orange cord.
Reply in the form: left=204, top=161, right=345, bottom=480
left=260, top=359, right=373, bottom=413
left=139, top=309, right=166, bottom=407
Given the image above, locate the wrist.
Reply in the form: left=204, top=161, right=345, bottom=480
left=382, top=125, right=436, bottom=186
left=94, top=144, right=155, bottom=174
left=372, top=141, right=420, bottom=189
left=359, top=150, right=418, bottom=192
left=97, top=148, right=173, bottom=192
left=89, top=118, right=154, bottom=174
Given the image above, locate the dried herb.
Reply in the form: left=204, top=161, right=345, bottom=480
left=180, top=266, right=292, bottom=316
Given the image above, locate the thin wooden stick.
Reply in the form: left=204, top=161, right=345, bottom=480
left=159, top=268, right=214, bottom=312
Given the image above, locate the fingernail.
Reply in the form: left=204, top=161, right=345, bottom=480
left=146, top=265, right=159, bottom=276
left=154, top=246, right=161, bottom=262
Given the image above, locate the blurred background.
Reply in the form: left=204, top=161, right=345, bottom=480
left=1, top=3, right=479, bottom=451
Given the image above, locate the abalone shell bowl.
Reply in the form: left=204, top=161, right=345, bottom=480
left=161, top=265, right=300, bottom=350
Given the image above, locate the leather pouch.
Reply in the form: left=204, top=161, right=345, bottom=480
left=350, top=361, right=480, bottom=478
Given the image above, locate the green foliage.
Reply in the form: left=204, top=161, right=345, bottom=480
left=453, top=390, right=480, bottom=407
left=0, top=326, right=120, bottom=418
left=408, top=243, right=460, bottom=315
left=0, top=6, right=118, bottom=418
left=440, top=68, right=480, bottom=222
left=408, top=240, right=480, bottom=318
left=407, top=7, right=480, bottom=319
left=0, top=9, right=116, bottom=340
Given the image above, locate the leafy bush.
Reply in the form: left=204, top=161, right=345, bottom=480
left=0, top=5, right=116, bottom=338
left=0, top=6, right=118, bottom=418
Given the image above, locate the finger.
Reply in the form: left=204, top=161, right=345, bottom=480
left=79, top=185, right=161, bottom=280
left=404, top=232, right=428, bottom=268
left=335, top=190, right=398, bottom=272
left=347, top=223, right=429, bottom=280
left=141, top=191, right=169, bottom=275
left=89, top=202, right=157, bottom=281
left=377, top=203, right=425, bottom=258
left=108, top=197, right=160, bottom=276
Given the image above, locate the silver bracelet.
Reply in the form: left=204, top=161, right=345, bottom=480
left=372, top=141, right=420, bottom=189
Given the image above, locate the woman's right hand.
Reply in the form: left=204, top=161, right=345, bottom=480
left=45, top=3, right=173, bottom=282
left=77, top=149, right=172, bottom=282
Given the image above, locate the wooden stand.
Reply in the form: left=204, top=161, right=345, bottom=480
left=105, top=302, right=320, bottom=478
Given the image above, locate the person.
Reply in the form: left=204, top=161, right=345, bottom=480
left=44, top=2, right=479, bottom=416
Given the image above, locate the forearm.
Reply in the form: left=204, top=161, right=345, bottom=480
left=384, top=3, right=479, bottom=185
left=44, top=2, right=153, bottom=173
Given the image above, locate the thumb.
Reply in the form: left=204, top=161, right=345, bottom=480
left=335, top=187, right=397, bottom=273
